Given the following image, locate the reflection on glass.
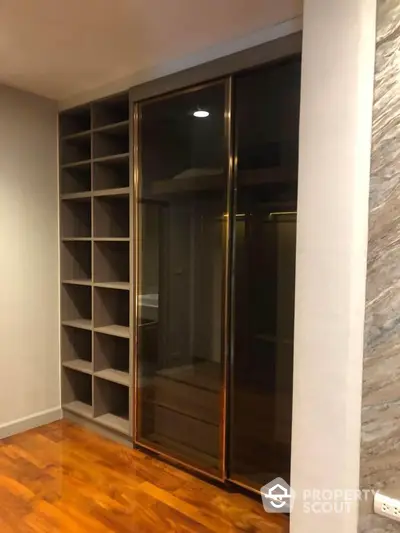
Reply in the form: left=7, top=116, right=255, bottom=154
left=230, top=58, right=301, bottom=490
left=137, top=82, right=227, bottom=475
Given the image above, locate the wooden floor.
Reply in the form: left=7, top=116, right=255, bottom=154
left=0, top=420, right=289, bottom=532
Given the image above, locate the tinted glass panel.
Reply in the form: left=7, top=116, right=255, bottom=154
left=230, top=58, right=301, bottom=490
left=136, top=82, right=227, bottom=476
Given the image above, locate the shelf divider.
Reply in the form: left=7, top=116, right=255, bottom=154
left=62, top=318, right=93, bottom=331
left=63, top=401, right=93, bottom=419
left=93, top=188, right=129, bottom=198
left=63, top=360, right=92, bottom=375
left=93, top=237, right=130, bottom=242
left=62, top=159, right=92, bottom=169
left=94, top=282, right=129, bottom=290
left=95, top=369, right=130, bottom=387
left=93, top=153, right=129, bottom=164
left=61, top=191, right=92, bottom=200
left=93, top=120, right=129, bottom=134
left=94, top=325, right=130, bottom=339
left=62, top=237, right=91, bottom=242
left=62, top=279, right=92, bottom=287
left=96, top=413, right=130, bottom=435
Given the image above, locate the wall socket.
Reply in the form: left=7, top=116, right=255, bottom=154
left=374, top=491, right=400, bottom=522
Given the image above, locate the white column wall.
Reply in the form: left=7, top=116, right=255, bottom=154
left=290, top=1, right=377, bottom=532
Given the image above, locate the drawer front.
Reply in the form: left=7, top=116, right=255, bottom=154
left=154, top=375, right=219, bottom=425
left=154, top=404, right=219, bottom=458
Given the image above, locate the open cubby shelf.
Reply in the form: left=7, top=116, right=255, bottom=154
left=93, top=196, right=129, bottom=238
left=93, top=94, right=129, bottom=128
left=62, top=284, right=92, bottom=324
left=61, top=240, right=92, bottom=283
left=62, top=368, right=93, bottom=419
left=94, top=287, right=130, bottom=339
left=94, top=377, right=130, bottom=435
left=60, top=105, right=91, bottom=137
left=61, top=132, right=91, bottom=166
left=61, top=198, right=92, bottom=239
left=62, top=326, right=92, bottom=376
left=60, top=162, right=91, bottom=195
left=93, top=124, right=129, bottom=159
left=94, top=333, right=130, bottom=387
left=93, top=154, right=129, bottom=192
left=94, top=240, right=129, bottom=284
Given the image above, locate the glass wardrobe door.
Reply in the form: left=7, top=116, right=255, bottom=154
left=230, top=57, right=301, bottom=490
left=136, top=81, right=228, bottom=477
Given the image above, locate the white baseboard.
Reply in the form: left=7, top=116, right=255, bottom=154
left=0, top=406, right=62, bottom=439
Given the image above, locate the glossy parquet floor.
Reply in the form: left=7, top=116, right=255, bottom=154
left=0, top=420, right=289, bottom=532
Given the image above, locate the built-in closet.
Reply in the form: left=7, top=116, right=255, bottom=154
left=230, top=59, right=300, bottom=491
left=59, top=32, right=301, bottom=495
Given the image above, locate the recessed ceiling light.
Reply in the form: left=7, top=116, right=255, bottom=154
left=193, top=110, right=209, bottom=118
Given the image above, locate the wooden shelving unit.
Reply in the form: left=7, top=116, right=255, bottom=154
left=59, top=93, right=133, bottom=443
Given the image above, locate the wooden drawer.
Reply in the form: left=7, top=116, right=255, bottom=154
left=153, top=375, right=219, bottom=425
left=153, top=405, right=219, bottom=458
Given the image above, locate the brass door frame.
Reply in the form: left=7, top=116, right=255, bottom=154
left=132, top=78, right=232, bottom=481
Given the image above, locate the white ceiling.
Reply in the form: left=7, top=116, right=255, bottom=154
left=0, top=0, right=302, bottom=104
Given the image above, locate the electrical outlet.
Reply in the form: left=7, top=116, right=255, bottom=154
left=374, top=491, right=400, bottom=522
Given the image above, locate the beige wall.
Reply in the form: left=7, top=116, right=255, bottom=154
left=0, top=85, right=60, bottom=435
left=290, top=0, right=376, bottom=532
